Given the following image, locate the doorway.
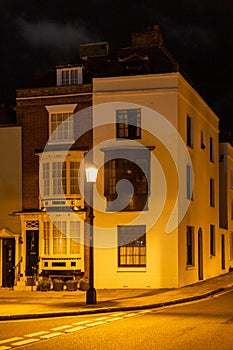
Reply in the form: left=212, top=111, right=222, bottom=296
left=198, top=228, right=203, bottom=280
left=2, top=238, right=15, bottom=287
left=26, top=230, right=39, bottom=276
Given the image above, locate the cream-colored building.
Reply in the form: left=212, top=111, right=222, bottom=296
left=0, top=125, right=22, bottom=287
left=92, top=72, right=223, bottom=288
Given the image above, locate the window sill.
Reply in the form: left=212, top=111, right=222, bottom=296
left=186, top=265, right=195, bottom=271
left=117, top=267, right=147, bottom=273
left=210, top=254, right=216, bottom=259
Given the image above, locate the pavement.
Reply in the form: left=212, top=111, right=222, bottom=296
left=0, top=272, right=233, bottom=321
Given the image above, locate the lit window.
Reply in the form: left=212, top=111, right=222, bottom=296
left=70, top=222, right=81, bottom=254
left=210, top=137, right=215, bottom=162
left=56, top=67, right=83, bottom=86
left=52, top=162, right=67, bottom=195
left=116, top=109, right=141, bottom=139
left=43, top=222, right=50, bottom=255
left=50, top=112, right=74, bottom=142
left=186, top=226, right=194, bottom=266
left=210, top=225, right=215, bottom=256
left=210, top=178, right=215, bottom=207
left=118, top=225, right=146, bottom=267
left=41, top=161, right=80, bottom=198
left=43, top=163, right=50, bottom=196
left=70, top=162, right=80, bottom=195
left=53, top=222, right=67, bottom=254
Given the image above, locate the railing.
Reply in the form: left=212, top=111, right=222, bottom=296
left=14, top=257, right=22, bottom=282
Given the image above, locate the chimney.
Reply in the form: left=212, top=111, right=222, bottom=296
left=131, top=25, right=164, bottom=47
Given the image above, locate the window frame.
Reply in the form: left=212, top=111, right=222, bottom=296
left=41, top=161, right=81, bottom=198
left=210, top=137, right=215, bottom=163
left=210, top=224, right=216, bottom=256
left=210, top=178, right=215, bottom=207
left=186, top=116, right=194, bottom=148
left=56, top=67, right=83, bottom=86
left=116, top=108, right=141, bottom=139
left=186, top=226, right=195, bottom=266
left=118, top=225, right=146, bottom=267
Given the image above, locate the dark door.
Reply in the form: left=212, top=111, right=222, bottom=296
left=2, top=238, right=15, bottom=287
left=198, top=229, right=203, bottom=280
left=221, top=234, right=225, bottom=270
left=26, top=230, right=39, bottom=276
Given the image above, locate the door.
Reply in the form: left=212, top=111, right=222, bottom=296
left=221, top=234, right=225, bottom=270
left=2, top=238, right=15, bottom=287
left=198, top=229, right=203, bottom=280
left=26, top=230, right=39, bottom=276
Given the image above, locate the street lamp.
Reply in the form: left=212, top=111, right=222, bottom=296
left=85, top=165, right=98, bottom=304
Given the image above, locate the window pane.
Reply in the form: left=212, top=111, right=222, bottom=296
left=118, top=225, right=146, bottom=267
left=70, top=221, right=80, bottom=254
left=52, top=162, right=66, bottom=195
left=53, top=222, right=67, bottom=254
left=70, top=162, right=80, bottom=194
left=43, top=222, right=50, bottom=254
left=50, top=112, right=73, bottom=141
left=116, top=109, right=141, bottom=139
left=186, top=226, right=194, bottom=266
left=43, top=163, right=50, bottom=196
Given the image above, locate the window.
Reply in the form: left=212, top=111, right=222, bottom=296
left=44, top=222, right=50, bottom=254
left=230, top=232, right=233, bottom=261
left=50, top=112, right=74, bottom=142
left=186, top=226, right=194, bottom=266
left=56, top=67, right=83, bottom=86
left=118, top=225, right=146, bottom=267
left=52, top=162, right=67, bottom=195
left=210, top=137, right=215, bottom=162
left=70, top=162, right=80, bottom=195
left=41, top=161, right=80, bottom=197
left=53, top=222, right=67, bottom=254
left=105, top=158, right=149, bottom=211
left=186, top=116, right=193, bottom=148
left=186, top=164, right=193, bottom=200
left=116, top=109, right=141, bottom=139
left=70, top=222, right=80, bottom=254
left=210, top=225, right=215, bottom=256
left=200, top=131, right=205, bottom=149
left=43, top=221, right=81, bottom=256
left=210, top=178, right=215, bottom=207
left=43, top=163, right=50, bottom=196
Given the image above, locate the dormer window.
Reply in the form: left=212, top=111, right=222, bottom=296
left=56, top=66, right=83, bottom=86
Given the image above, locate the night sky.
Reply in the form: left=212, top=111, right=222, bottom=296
left=0, top=0, right=232, bottom=133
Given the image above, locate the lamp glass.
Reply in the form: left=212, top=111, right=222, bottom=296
left=86, top=166, right=98, bottom=183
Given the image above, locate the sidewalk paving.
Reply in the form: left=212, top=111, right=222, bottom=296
left=0, top=272, right=233, bottom=320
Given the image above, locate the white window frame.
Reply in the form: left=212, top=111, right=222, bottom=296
left=41, top=160, right=80, bottom=198
left=46, top=104, right=77, bottom=144
left=56, top=67, right=83, bottom=86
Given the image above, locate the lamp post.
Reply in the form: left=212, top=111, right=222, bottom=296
left=85, top=165, right=98, bottom=304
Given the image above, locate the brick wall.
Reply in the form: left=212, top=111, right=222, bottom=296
left=16, top=85, right=93, bottom=210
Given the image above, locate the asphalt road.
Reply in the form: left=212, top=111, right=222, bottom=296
left=1, top=289, right=233, bottom=350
